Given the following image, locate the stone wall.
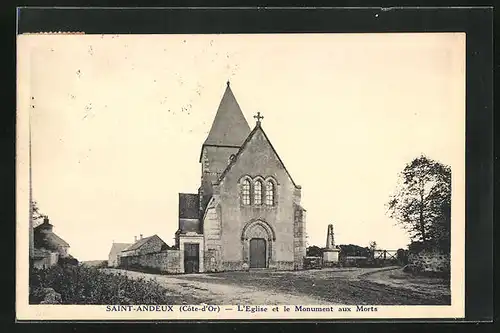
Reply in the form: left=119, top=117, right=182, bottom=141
left=293, top=204, right=306, bottom=270
left=33, top=255, right=51, bottom=270
left=119, top=250, right=182, bottom=274
left=33, top=252, right=59, bottom=270
left=274, top=261, right=295, bottom=271
left=203, top=201, right=223, bottom=272
left=406, top=250, right=450, bottom=274
left=200, top=145, right=240, bottom=211
left=121, top=235, right=166, bottom=257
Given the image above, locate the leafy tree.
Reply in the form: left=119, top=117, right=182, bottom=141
left=428, top=196, right=451, bottom=252
left=31, top=200, right=46, bottom=228
left=387, top=155, right=451, bottom=251
left=408, top=241, right=427, bottom=253
left=396, top=248, right=409, bottom=265
left=338, top=244, right=370, bottom=257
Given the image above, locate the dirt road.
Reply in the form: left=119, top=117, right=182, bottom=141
left=102, top=266, right=450, bottom=305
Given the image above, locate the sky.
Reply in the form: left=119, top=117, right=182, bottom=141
left=22, top=33, right=465, bottom=261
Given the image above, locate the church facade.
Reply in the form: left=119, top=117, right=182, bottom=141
left=175, top=82, right=307, bottom=273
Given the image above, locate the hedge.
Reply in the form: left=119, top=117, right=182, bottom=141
left=29, top=263, right=174, bottom=304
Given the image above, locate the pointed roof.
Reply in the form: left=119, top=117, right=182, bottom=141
left=203, top=82, right=251, bottom=147
left=216, top=123, right=300, bottom=189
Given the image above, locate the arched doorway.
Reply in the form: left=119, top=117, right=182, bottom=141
left=249, top=238, right=267, bottom=268
left=241, top=219, right=276, bottom=269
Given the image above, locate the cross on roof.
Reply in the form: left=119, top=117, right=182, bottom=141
left=254, top=112, right=264, bottom=125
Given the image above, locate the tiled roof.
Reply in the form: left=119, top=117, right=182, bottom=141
left=123, top=236, right=153, bottom=251
left=179, top=193, right=199, bottom=219
left=46, top=233, right=70, bottom=247
left=122, top=235, right=164, bottom=252
left=109, top=243, right=132, bottom=256
left=203, top=82, right=251, bottom=147
left=34, top=231, right=70, bottom=250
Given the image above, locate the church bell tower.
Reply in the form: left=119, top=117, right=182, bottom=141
left=198, top=81, right=251, bottom=213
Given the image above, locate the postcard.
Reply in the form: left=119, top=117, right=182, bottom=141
left=16, top=32, right=465, bottom=320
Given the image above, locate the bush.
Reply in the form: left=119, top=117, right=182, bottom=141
left=306, top=246, right=323, bottom=257
left=397, top=249, right=409, bottom=265
left=29, top=264, right=173, bottom=304
left=95, top=260, right=108, bottom=268
left=58, top=256, right=79, bottom=267
left=303, top=257, right=322, bottom=270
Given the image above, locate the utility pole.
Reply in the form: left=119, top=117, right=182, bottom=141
left=29, top=97, right=34, bottom=260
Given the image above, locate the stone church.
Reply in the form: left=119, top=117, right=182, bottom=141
left=174, top=82, right=307, bottom=273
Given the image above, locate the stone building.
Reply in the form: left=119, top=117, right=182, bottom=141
left=107, top=242, right=132, bottom=267
left=118, top=235, right=180, bottom=273
left=175, top=82, right=307, bottom=273
left=33, top=217, right=71, bottom=269
left=120, top=234, right=167, bottom=258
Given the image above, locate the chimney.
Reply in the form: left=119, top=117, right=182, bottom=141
left=140, top=234, right=143, bottom=239
left=39, top=216, right=53, bottom=233
left=134, top=236, right=137, bottom=242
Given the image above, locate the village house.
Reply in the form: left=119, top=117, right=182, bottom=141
left=119, top=234, right=168, bottom=258
left=117, top=234, right=181, bottom=273
left=32, top=217, right=71, bottom=269
left=107, top=242, right=132, bottom=267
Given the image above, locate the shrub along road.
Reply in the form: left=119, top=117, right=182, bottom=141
left=103, top=266, right=450, bottom=305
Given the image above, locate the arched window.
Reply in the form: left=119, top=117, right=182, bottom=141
left=254, top=180, right=263, bottom=205
left=265, top=181, right=275, bottom=206
left=242, top=179, right=251, bottom=205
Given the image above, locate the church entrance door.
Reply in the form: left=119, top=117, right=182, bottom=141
left=249, top=238, right=266, bottom=268
left=184, top=243, right=199, bottom=273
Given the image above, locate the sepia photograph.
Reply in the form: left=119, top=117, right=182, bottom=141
left=17, top=31, right=465, bottom=320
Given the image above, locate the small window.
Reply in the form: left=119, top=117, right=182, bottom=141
left=254, top=180, right=263, bottom=205
left=265, top=181, right=275, bottom=206
left=242, top=179, right=251, bottom=205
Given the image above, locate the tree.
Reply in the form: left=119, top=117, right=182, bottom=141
left=387, top=155, right=451, bottom=251
left=338, top=244, right=370, bottom=257
left=428, top=192, right=451, bottom=252
left=396, top=248, right=409, bottom=265
left=306, top=246, right=323, bottom=257
left=31, top=200, right=46, bottom=228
